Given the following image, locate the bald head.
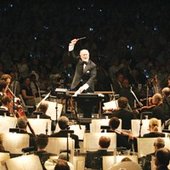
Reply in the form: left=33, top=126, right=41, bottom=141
left=154, top=138, right=165, bottom=150
left=162, top=87, right=170, bottom=97
left=79, top=49, right=90, bottom=62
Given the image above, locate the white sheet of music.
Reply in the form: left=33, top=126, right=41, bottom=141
left=90, top=119, right=122, bottom=133
left=46, top=101, right=63, bottom=120
left=2, top=133, right=29, bottom=154
left=131, top=119, right=162, bottom=137
left=27, top=118, right=51, bottom=135
left=5, top=154, right=43, bottom=170
left=0, top=116, right=17, bottom=133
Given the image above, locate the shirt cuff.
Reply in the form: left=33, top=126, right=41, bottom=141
left=68, top=44, right=74, bottom=51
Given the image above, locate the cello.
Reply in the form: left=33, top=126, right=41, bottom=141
left=6, top=87, right=36, bottom=136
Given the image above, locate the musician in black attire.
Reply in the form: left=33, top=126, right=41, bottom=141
left=151, top=93, right=165, bottom=125
left=109, top=117, right=132, bottom=150
left=50, top=116, right=80, bottom=148
left=112, top=97, right=136, bottom=130
left=85, top=136, right=112, bottom=170
left=35, top=134, right=55, bottom=170
left=30, top=101, right=51, bottom=119
left=17, top=117, right=37, bottom=148
left=68, top=38, right=97, bottom=94
left=162, top=87, right=170, bottom=120
left=143, top=118, right=165, bottom=138
left=0, top=80, right=8, bottom=106
left=68, top=38, right=97, bottom=119
left=140, top=138, right=165, bottom=170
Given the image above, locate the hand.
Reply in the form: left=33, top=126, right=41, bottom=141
left=69, top=38, right=78, bottom=52
left=73, top=84, right=89, bottom=96
left=71, top=38, right=78, bottom=45
left=81, top=83, right=89, bottom=90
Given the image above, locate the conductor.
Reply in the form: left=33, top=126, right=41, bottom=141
left=68, top=38, right=97, bottom=95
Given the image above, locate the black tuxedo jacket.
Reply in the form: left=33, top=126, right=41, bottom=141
left=112, top=109, right=135, bottom=130
left=85, top=149, right=113, bottom=169
left=70, top=51, right=97, bottom=91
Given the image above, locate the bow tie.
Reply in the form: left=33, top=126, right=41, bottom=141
left=82, top=61, right=88, bottom=65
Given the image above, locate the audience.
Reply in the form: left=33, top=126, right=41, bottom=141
left=1, top=1, right=170, bottom=169
left=21, top=77, right=35, bottom=107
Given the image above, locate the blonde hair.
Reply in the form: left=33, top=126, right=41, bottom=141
left=152, top=93, right=162, bottom=105
left=149, top=118, right=159, bottom=132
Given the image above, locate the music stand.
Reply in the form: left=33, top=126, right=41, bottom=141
left=75, top=93, right=99, bottom=118
left=139, top=111, right=152, bottom=137
left=55, top=88, right=67, bottom=119
left=74, top=94, right=99, bottom=130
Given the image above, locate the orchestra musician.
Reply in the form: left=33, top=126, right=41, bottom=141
left=143, top=118, right=165, bottom=137
left=0, top=74, right=37, bottom=136
left=161, top=87, right=170, bottom=120
left=0, top=74, right=11, bottom=87
left=0, top=96, right=12, bottom=116
left=17, top=117, right=37, bottom=148
left=112, top=97, right=136, bottom=130
left=68, top=38, right=97, bottom=95
left=0, top=80, right=8, bottom=106
left=139, top=93, right=165, bottom=124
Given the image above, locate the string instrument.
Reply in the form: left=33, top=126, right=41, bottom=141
left=115, top=129, right=137, bottom=140
left=6, top=88, right=36, bottom=137
left=5, top=87, right=19, bottom=115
